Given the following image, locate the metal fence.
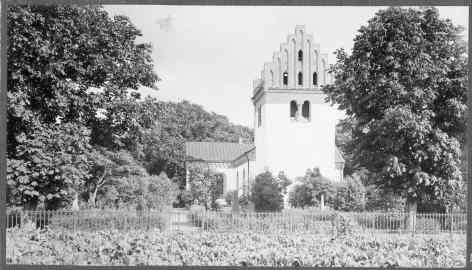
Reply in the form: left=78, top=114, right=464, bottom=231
left=7, top=209, right=468, bottom=235
left=189, top=210, right=467, bottom=235
left=6, top=209, right=171, bottom=232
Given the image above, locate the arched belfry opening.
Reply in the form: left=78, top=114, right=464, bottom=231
left=302, top=101, right=310, bottom=120
left=298, top=72, right=303, bottom=86
left=290, top=100, right=298, bottom=118
left=283, top=72, right=288, bottom=86
left=298, top=50, right=303, bottom=62
left=313, top=72, right=318, bottom=85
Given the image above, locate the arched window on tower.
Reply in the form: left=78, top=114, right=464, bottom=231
left=298, top=50, right=303, bottom=62
left=302, top=101, right=310, bottom=120
left=283, top=72, right=288, bottom=86
left=313, top=72, right=318, bottom=85
left=298, top=72, right=303, bottom=86
left=290, top=100, right=298, bottom=119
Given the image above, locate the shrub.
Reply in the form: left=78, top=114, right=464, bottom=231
left=333, top=175, right=366, bottom=211
left=288, top=183, right=313, bottom=208
left=251, top=172, right=284, bottom=212
left=95, top=172, right=178, bottom=211
left=188, top=167, right=224, bottom=209
left=288, top=168, right=336, bottom=208
left=146, top=172, right=179, bottom=210
left=177, top=189, right=193, bottom=208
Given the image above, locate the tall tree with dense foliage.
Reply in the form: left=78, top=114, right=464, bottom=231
left=251, top=171, right=284, bottom=212
left=323, top=7, right=467, bottom=219
left=7, top=123, right=91, bottom=209
left=7, top=5, right=158, bottom=209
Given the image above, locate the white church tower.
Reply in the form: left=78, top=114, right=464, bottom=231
left=252, top=25, right=341, bottom=182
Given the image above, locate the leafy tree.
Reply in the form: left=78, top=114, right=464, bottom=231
left=251, top=171, right=284, bottom=212
left=7, top=123, right=91, bottom=210
left=288, top=183, right=314, bottom=208
left=323, top=7, right=467, bottom=220
left=85, top=149, right=147, bottom=208
left=142, top=99, right=253, bottom=188
left=90, top=96, right=163, bottom=160
left=8, top=5, right=158, bottom=155
left=7, top=5, right=159, bottom=209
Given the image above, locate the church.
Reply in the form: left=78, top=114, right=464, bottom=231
left=185, top=25, right=344, bottom=197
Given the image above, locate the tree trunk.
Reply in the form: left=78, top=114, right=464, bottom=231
left=405, top=198, right=417, bottom=233
left=89, top=169, right=107, bottom=208
left=88, top=187, right=98, bottom=208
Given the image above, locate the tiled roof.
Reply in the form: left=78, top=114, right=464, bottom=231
left=186, top=141, right=345, bottom=164
left=185, top=141, right=255, bottom=162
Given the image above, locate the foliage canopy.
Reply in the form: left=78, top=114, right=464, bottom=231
left=323, top=7, right=467, bottom=209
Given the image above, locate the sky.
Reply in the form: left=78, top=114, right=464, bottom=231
left=104, top=5, right=468, bottom=127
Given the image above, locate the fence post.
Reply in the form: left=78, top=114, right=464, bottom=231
left=371, top=213, right=375, bottom=232
left=450, top=213, right=454, bottom=238
left=201, top=211, right=204, bottom=231
left=73, top=211, right=76, bottom=232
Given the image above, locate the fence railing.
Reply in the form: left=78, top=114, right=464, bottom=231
left=6, top=209, right=171, bottom=232
left=189, top=210, right=467, bottom=235
left=7, top=208, right=468, bottom=235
